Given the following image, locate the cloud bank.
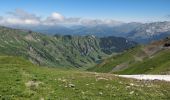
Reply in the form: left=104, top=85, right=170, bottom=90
left=0, top=9, right=122, bottom=26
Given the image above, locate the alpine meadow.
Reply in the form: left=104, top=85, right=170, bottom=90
left=0, top=0, right=170, bottom=100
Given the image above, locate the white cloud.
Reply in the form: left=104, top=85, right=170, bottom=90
left=0, top=16, right=3, bottom=20
left=43, top=12, right=65, bottom=25
left=165, top=15, right=170, bottom=19
left=80, top=19, right=103, bottom=25
left=0, top=16, right=4, bottom=23
left=0, top=9, right=123, bottom=26
left=43, top=12, right=82, bottom=25
left=50, top=12, right=65, bottom=21
left=0, top=9, right=41, bottom=25
left=7, top=9, right=40, bottom=20
left=80, top=19, right=122, bottom=26
left=6, top=18, right=23, bottom=24
left=4, top=18, right=40, bottom=25
left=65, top=18, right=81, bottom=23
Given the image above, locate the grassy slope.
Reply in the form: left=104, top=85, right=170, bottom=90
left=89, top=38, right=170, bottom=74
left=118, top=50, right=170, bottom=74
left=0, top=26, right=137, bottom=68
left=0, top=56, right=170, bottom=100
left=0, top=27, right=106, bottom=68
left=88, top=46, right=143, bottom=72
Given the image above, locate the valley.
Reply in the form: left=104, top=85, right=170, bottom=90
left=0, top=26, right=170, bottom=99
left=0, top=26, right=136, bottom=68
left=1, top=0, right=170, bottom=99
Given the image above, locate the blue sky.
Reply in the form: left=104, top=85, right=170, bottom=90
left=0, top=0, right=170, bottom=23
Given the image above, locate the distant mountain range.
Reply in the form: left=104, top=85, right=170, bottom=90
left=0, top=26, right=136, bottom=68
left=127, top=21, right=170, bottom=43
left=1, top=21, right=170, bottom=69
left=7, top=21, right=170, bottom=44
left=7, top=22, right=141, bottom=37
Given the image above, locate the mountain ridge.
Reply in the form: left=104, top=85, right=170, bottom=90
left=0, top=26, right=136, bottom=68
left=6, top=21, right=170, bottom=44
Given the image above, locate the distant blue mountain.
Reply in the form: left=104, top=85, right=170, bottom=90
left=4, top=21, right=170, bottom=44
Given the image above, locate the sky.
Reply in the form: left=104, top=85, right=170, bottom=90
left=0, top=0, right=170, bottom=26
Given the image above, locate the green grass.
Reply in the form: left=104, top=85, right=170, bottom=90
left=0, top=26, right=137, bottom=68
left=88, top=46, right=143, bottom=72
left=89, top=42, right=170, bottom=75
left=0, top=27, right=108, bottom=68
left=0, top=56, right=170, bottom=99
left=117, top=50, right=170, bottom=74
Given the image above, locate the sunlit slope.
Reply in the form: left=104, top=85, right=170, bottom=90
left=89, top=37, right=170, bottom=74
left=0, top=56, right=170, bottom=99
left=88, top=46, right=143, bottom=72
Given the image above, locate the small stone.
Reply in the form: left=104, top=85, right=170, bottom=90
left=99, top=92, right=103, bottom=95
left=58, top=78, right=61, bottom=81
left=130, top=83, right=134, bottom=86
left=65, top=86, right=68, bottom=88
left=68, top=83, right=75, bottom=88
left=81, top=91, right=85, bottom=95
left=61, top=79, right=66, bottom=82
left=119, top=81, right=123, bottom=84
left=126, top=86, right=130, bottom=89
left=40, top=97, right=44, bottom=100
left=130, top=91, right=134, bottom=94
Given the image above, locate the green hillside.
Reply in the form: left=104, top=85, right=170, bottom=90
left=118, top=50, right=170, bottom=74
left=0, top=56, right=170, bottom=99
left=88, top=46, right=143, bottom=72
left=0, top=26, right=136, bottom=68
left=89, top=37, right=170, bottom=74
